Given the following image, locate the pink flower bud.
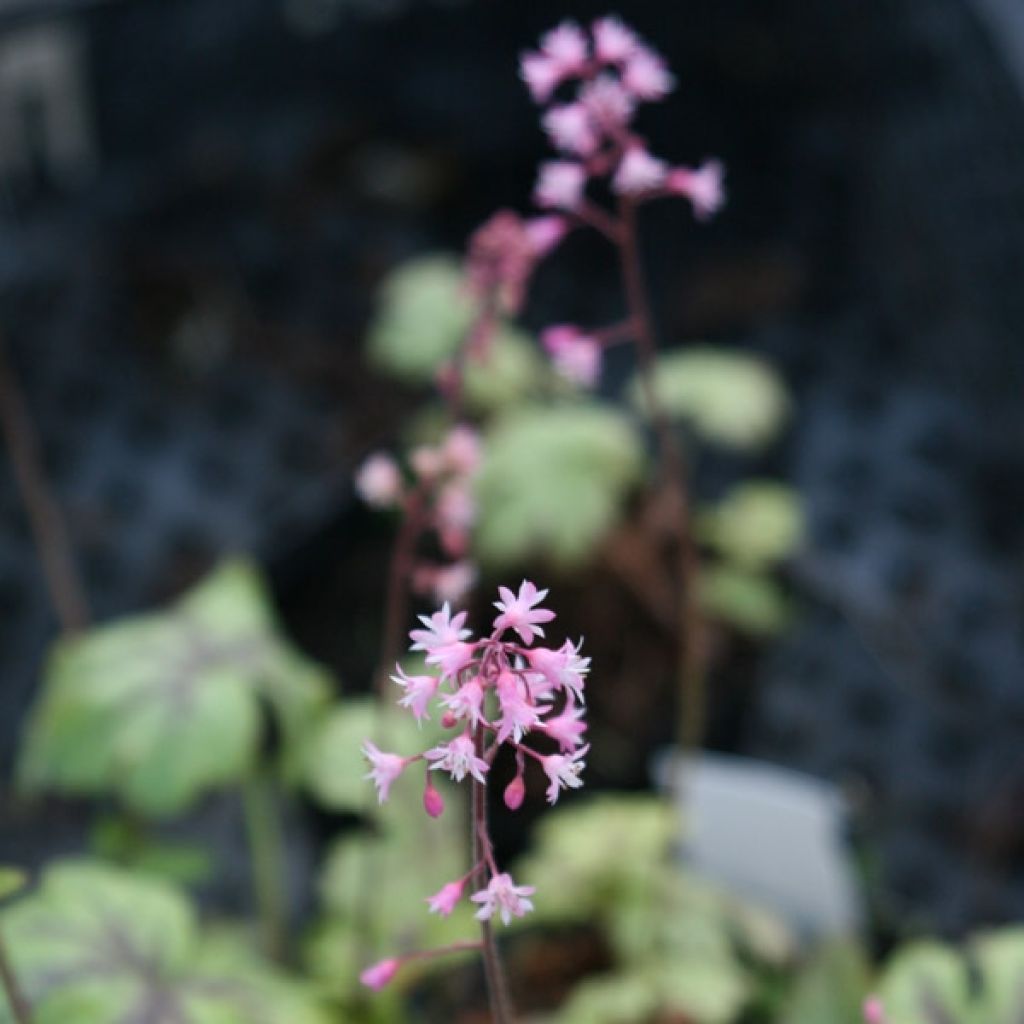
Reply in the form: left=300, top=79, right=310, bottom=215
left=441, top=710, right=459, bottom=729
left=423, top=777, right=445, bottom=818
left=504, top=775, right=525, bottom=811
left=355, top=453, right=402, bottom=508
left=360, top=957, right=400, bottom=991
left=862, top=996, right=887, bottom=1024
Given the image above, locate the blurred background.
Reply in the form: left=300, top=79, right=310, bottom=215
left=2, top=0, right=1024, bottom=1018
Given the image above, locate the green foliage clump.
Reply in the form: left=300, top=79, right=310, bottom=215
left=19, top=560, right=332, bottom=816
left=516, top=796, right=794, bottom=1024
left=0, top=862, right=328, bottom=1024
left=474, top=404, right=645, bottom=567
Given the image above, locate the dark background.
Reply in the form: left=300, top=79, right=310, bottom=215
left=2, top=0, right=1023, bottom=940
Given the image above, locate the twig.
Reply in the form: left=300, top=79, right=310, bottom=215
left=0, top=334, right=88, bottom=632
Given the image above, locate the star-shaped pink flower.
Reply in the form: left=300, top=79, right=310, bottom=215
left=492, top=580, right=556, bottom=645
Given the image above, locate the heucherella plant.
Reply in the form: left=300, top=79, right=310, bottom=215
left=359, top=581, right=590, bottom=1019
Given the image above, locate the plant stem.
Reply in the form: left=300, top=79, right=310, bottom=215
left=0, top=333, right=88, bottom=633
left=0, top=931, right=31, bottom=1024
left=472, top=725, right=514, bottom=1024
left=241, top=768, right=288, bottom=962
left=616, top=198, right=708, bottom=772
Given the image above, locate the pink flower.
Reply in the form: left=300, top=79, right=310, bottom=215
left=423, top=776, right=445, bottom=818
left=542, top=102, right=599, bottom=156
left=426, top=561, right=478, bottom=606
left=534, top=161, right=587, bottom=211
left=579, top=74, right=635, bottom=130
left=622, top=47, right=676, bottom=101
left=362, top=741, right=407, bottom=804
left=355, top=453, right=402, bottom=507
left=613, top=146, right=668, bottom=195
left=425, top=732, right=489, bottom=784
left=667, top=159, right=725, bottom=220
left=524, top=215, right=569, bottom=258
left=409, top=602, right=472, bottom=655
left=360, top=957, right=400, bottom=991
left=426, top=640, right=476, bottom=681
left=541, top=745, right=589, bottom=804
left=440, top=675, right=487, bottom=728
left=409, top=443, right=444, bottom=480
left=391, top=665, right=438, bottom=722
left=592, top=16, right=639, bottom=64
left=471, top=872, right=536, bottom=925
left=495, top=671, right=542, bottom=744
left=540, top=703, right=588, bottom=752
left=540, top=20, right=588, bottom=75
left=441, top=425, right=482, bottom=476
left=541, top=325, right=602, bottom=388
left=436, top=482, right=476, bottom=538
left=492, top=580, right=556, bottom=644
left=465, top=211, right=538, bottom=315
left=519, top=52, right=563, bottom=104
left=426, top=878, right=466, bottom=918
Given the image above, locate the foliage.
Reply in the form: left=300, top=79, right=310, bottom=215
left=876, top=929, right=1024, bottom=1024
left=474, top=403, right=645, bottom=567
left=366, top=255, right=475, bottom=382
left=18, top=560, right=332, bottom=817
left=780, top=941, right=871, bottom=1024
left=0, top=861, right=328, bottom=1024
left=631, top=347, right=790, bottom=450
left=516, top=796, right=795, bottom=1024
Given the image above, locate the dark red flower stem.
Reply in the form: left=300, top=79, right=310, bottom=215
left=616, top=195, right=708, bottom=761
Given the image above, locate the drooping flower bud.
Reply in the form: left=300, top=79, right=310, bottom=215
left=423, top=776, right=445, bottom=819
left=504, top=774, right=526, bottom=811
left=360, top=958, right=400, bottom=991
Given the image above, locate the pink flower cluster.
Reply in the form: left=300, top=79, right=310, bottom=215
left=360, top=580, right=589, bottom=979
left=354, top=425, right=481, bottom=605
left=521, top=17, right=725, bottom=215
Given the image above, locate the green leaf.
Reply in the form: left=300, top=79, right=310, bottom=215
left=630, top=347, right=790, bottom=450
left=878, top=942, right=970, bottom=1024
left=366, top=255, right=475, bottom=382
left=463, top=324, right=550, bottom=412
left=1, top=861, right=329, bottom=1024
left=0, top=868, right=26, bottom=903
left=781, top=941, right=871, bottom=1024
left=971, top=928, right=1024, bottom=1024
left=699, top=565, right=793, bottom=636
left=699, top=481, right=804, bottom=568
left=19, top=560, right=332, bottom=816
left=474, top=404, right=644, bottom=567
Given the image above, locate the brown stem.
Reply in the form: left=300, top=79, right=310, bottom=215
left=0, top=334, right=88, bottom=633
left=616, top=198, right=707, bottom=768
left=0, top=931, right=31, bottom=1024
left=472, top=725, right=514, bottom=1024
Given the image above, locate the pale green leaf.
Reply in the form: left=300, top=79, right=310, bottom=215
left=366, top=254, right=475, bottom=382
left=878, top=942, right=970, bottom=1024
left=1, top=861, right=329, bottom=1024
left=971, top=927, right=1024, bottom=1024
left=781, top=940, right=871, bottom=1024
left=474, top=404, right=644, bottom=567
left=19, top=560, right=332, bottom=816
left=630, top=347, right=790, bottom=450
left=699, top=565, right=793, bottom=636
left=699, top=481, right=804, bottom=568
